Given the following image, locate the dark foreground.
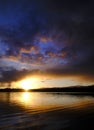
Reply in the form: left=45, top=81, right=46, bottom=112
left=0, top=106, right=94, bottom=130
left=0, top=92, right=94, bottom=130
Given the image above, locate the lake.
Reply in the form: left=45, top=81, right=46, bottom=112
left=0, top=92, right=94, bottom=130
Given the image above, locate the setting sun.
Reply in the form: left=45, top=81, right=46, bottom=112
left=19, top=78, right=39, bottom=90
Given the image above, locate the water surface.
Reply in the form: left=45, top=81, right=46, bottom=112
left=0, top=92, right=94, bottom=130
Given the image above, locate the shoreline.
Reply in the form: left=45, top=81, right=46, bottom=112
left=0, top=86, right=94, bottom=93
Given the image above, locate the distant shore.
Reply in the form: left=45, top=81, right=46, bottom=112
left=0, top=85, right=94, bottom=93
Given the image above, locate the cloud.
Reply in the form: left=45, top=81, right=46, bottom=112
left=0, top=0, right=94, bottom=84
left=0, top=68, right=41, bottom=83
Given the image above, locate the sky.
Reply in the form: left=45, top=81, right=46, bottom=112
left=0, top=0, right=94, bottom=88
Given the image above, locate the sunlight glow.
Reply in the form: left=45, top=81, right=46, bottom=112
left=19, top=78, right=39, bottom=90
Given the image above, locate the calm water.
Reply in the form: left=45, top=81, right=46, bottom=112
left=0, top=92, right=94, bottom=130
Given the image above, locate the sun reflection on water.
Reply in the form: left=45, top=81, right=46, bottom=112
left=20, top=92, right=31, bottom=107
left=22, top=92, right=30, bottom=101
left=5, top=92, right=94, bottom=111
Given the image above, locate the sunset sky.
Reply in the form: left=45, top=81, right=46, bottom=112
left=0, top=0, right=94, bottom=88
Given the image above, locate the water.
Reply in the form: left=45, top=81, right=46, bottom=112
left=0, top=92, right=94, bottom=130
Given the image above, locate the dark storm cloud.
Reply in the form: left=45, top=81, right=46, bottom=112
left=0, top=0, right=94, bottom=81
left=0, top=68, right=40, bottom=83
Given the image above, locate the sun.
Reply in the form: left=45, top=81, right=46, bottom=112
left=20, top=79, right=31, bottom=90
left=19, top=78, right=38, bottom=91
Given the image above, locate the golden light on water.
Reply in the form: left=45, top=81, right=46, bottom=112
left=19, top=77, right=39, bottom=90
left=19, top=92, right=32, bottom=107
left=22, top=92, right=30, bottom=102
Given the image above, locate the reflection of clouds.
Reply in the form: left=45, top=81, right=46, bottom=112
left=18, top=93, right=94, bottom=109
left=0, top=92, right=94, bottom=111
